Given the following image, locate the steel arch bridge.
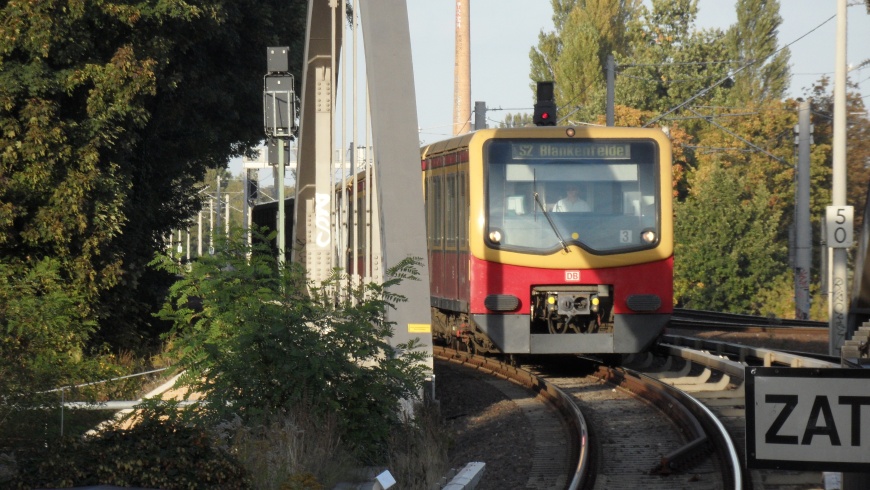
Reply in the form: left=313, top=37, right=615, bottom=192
left=292, top=0, right=432, bottom=363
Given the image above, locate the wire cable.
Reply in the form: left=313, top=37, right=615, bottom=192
left=644, top=13, right=837, bottom=127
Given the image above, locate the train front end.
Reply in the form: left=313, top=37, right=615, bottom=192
left=469, top=126, right=673, bottom=355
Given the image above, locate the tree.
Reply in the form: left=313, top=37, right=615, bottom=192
left=689, top=99, right=797, bottom=240
left=0, top=259, right=106, bottom=411
left=0, top=0, right=307, bottom=353
left=500, top=112, right=533, bottom=128
left=725, top=0, right=790, bottom=106
left=529, top=0, right=641, bottom=123
left=805, top=77, right=870, bottom=232
left=674, top=165, right=787, bottom=313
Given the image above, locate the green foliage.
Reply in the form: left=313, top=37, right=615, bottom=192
left=530, top=0, right=641, bottom=122
left=10, top=402, right=249, bottom=489
left=725, top=0, right=790, bottom=105
left=0, top=258, right=126, bottom=417
left=499, top=112, right=533, bottom=128
left=674, top=165, right=787, bottom=313
left=154, top=228, right=430, bottom=462
left=753, top=272, right=828, bottom=321
left=0, top=0, right=307, bottom=355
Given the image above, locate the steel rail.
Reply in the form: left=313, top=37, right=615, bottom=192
left=584, top=360, right=742, bottom=488
left=672, top=308, right=827, bottom=329
left=660, top=334, right=840, bottom=369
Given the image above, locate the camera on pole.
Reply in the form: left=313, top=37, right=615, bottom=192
left=533, top=81, right=557, bottom=126
left=264, top=47, right=296, bottom=139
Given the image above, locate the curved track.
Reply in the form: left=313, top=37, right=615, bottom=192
left=638, top=334, right=841, bottom=489
left=435, top=345, right=742, bottom=489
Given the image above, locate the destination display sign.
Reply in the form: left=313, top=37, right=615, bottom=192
left=511, top=142, right=632, bottom=160
left=745, top=367, right=870, bottom=472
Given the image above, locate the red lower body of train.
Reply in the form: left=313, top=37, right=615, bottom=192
left=429, top=251, right=672, bottom=354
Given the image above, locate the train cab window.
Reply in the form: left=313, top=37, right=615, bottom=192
left=484, top=138, right=661, bottom=254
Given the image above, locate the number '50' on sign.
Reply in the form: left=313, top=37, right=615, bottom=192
left=826, top=206, right=853, bottom=248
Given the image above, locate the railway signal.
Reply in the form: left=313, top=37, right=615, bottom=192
left=533, top=81, right=557, bottom=126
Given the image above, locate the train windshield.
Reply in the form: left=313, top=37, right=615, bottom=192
left=485, top=138, right=661, bottom=255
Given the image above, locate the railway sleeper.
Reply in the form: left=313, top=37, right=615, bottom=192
left=650, top=435, right=713, bottom=475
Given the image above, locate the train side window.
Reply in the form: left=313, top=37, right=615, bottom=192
left=431, top=175, right=443, bottom=249
left=425, top=176, right=431, bottom=242
left=446, top=174, right=457, bottom=248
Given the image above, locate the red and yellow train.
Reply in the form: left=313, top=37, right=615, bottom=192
left=421, top=126, right=673, bottom=355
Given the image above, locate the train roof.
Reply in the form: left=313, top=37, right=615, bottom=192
left=420, top=126, right=670, bottom=159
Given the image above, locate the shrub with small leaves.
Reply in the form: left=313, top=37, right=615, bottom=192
left=153, top=228, right=430, bottom=462
left=10, top=402, right=250, bottom=489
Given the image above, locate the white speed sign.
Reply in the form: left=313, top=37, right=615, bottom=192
left=826, top=206, right=853, bottom=248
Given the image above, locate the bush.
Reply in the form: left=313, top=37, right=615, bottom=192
left=154, top=228, right=430, bottom=462
left=9, top=402, right=249, bottom=489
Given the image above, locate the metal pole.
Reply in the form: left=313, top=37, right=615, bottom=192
left=209, top=198, right=214, bottom=254
left=833, top=1, right=869, bottom=486
left=215, top=174, right=222, bottom=235
left=795, top=100, right=811, bottom=319
left=330, top=0, right=338, bottom=274
left=197, top=211, right=202, bottom=257
left=243, top=169, right=251, bottom=243
left=829, top=0, right=848, bottom=355
left=474, top=101, right=486, bottom=130
left=277, top=138, right=286, bottom=266
left=224, top=194, right=230, bottom=236
left=352, top=0, right=360, bottom=284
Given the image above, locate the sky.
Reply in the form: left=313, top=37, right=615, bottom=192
left=239, top=1, right=870, bottom=180
left=407, top=0, right=870, bottom=145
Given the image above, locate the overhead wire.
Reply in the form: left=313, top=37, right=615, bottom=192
left=685, top=107, right=791, bottom=167
left=643, top=13, right=837, bottom=127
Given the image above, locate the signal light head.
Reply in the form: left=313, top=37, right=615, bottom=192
left=533, top=81, right=557, bottom=126
left=533, top=101, right=557, bottom=126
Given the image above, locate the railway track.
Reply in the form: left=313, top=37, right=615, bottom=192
left=435, top=345, right=740, bottom=489
left=435, top=324, right=850, bottom=490
left=671, top=308, right=828, bottom=333
left=641, top=334, right=840, bottom=489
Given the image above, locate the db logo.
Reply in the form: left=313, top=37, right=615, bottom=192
left=565, top=271, right=580, bottom=281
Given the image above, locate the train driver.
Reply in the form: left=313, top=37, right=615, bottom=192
left=552, top=184, right=591, bottom=212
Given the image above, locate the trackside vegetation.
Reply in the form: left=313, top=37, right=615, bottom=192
left=5, top=230, right=448, bottom=489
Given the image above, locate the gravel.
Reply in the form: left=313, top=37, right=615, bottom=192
left=434, top=360, right=536, bottom=490
left=432, top=329, right=831, bottom=489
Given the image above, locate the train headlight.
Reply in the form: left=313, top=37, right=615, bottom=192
left=547, top=295, right=557, bottom=310
left=488, top=229, right=502, bottom=244
left=591, top=296, right=600, bottom=313
left=641, top=228, right=657, bottom=244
